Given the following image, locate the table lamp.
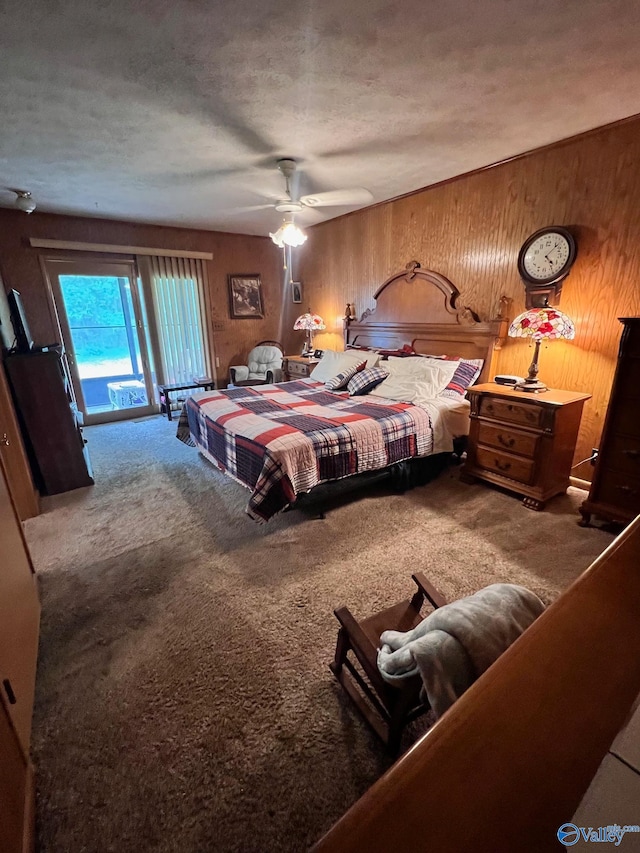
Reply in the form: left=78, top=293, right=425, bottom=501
left=508, top=306, right=575, bottom=392
left=294, top=310, right=326, bottom=357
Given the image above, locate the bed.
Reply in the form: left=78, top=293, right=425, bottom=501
left=177, top=262, right=507, bottom=521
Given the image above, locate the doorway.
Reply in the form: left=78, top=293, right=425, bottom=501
left=43, top=257, right=156, bottom=425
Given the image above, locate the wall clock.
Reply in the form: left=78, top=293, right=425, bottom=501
left=517, top=226, right=577, bottom=308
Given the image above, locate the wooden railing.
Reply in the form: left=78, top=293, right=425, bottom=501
left=312, top=516, right=640, bottom=853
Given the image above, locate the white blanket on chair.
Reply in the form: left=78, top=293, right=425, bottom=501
left=376, top=583, right=545, bottom=718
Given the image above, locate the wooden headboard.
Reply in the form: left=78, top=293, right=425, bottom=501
left=344, top=261, right=508, bottom=384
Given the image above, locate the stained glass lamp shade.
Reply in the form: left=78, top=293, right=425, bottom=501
left=294, top=311, right=326, bottom=356
left=508, top=307, right=575, bottom=392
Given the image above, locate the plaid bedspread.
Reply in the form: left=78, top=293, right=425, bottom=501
left=176, top=379, right=434, bottom=521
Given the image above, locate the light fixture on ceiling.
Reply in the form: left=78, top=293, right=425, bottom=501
left=269, top=214, right=307, bottom=248
left=13, top=190, right=36, bottom=214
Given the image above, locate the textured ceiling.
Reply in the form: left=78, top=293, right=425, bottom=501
left=1, top=0, right=640, bottom=236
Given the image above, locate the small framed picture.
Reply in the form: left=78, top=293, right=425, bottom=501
left=228, top=274, right=264, bottom=319
left=291, top=281, right=302, bottom=304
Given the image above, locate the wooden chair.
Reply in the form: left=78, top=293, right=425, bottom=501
left=330, top=573, right=447, bottom=754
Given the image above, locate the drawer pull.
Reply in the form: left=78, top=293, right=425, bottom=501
left=507, top=404, right=536, bottom=423
left=622, top=449, right=640, bottom=460
left=2, top=679, right=16, bottom=705
left=497, top=434, right=515, bottom=448
left=494, top=459, right=512, bottom=472
left=616, top=485, right=639, bottom=496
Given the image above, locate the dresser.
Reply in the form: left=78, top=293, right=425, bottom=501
left=461, top=383, right=591, bottom=510
left=282, top=355, right=319, bottom=380
left=580, top=318, right=640, bottom=527
left=4, top=350, right=94, bottom=495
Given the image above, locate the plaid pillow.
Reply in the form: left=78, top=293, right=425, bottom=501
left=325, top=361, right=366, bottom=391
left=440, top=358, right=484, bottom=398
left=347, top=366, right=390, bottom=396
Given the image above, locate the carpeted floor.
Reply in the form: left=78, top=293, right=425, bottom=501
left=25, top=415, right=613, bottom=853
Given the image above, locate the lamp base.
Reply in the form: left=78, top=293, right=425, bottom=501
left=515, top=379, right=547, bottom=393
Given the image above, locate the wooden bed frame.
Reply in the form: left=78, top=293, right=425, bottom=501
left=293, top=262, right=507, bottom=513
left=343, top=260, right=508, bottom=381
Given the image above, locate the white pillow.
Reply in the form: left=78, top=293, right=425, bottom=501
left=384, top=356, right=453, bottom=375
left=370, top=358, right=457, bottom=402
left=310, top=349, right=378, bottom=383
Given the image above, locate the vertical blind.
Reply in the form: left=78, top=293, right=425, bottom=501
left=147, top=256, right=212, bottom=387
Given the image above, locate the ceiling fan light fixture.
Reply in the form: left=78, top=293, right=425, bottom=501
left=269, top=218, right=307, bottom=248
left=14, top=190, right=36, bottom=214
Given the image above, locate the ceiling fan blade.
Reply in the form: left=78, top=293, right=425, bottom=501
left=219, top=203, right=274, bottom=216
left=299, top=188, right=374, bottom=208
left=288, top=167, right=302, bottom=203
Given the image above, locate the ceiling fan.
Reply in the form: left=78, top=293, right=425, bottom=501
left=267, top=159, right=373, bottom=247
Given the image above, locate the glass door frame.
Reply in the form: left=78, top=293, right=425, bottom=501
left=42, top=255, right=157, bottom=425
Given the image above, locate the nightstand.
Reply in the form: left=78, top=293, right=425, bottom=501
left=282, top=355, right=319, bottom=380
left=460, top=383, right=591, bottom=510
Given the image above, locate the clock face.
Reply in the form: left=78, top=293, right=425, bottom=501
left=519, top=230, right=575, bottom=283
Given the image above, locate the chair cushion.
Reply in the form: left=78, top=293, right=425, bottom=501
left=230, top=365, right=250, bottom=382
left=247, top=345, right=283, bottom=377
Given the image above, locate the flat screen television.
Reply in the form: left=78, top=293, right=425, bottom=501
left=7, top=289, right=34, bottom=353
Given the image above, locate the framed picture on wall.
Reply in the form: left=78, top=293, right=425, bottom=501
left=228, top=274, right=264, bottom=319
left=291, top=281, right=302, bottom=304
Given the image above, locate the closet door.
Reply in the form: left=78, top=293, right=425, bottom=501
left=0, top=454, right=40, bottom=751
left=0, top=694, right=29, bottom=853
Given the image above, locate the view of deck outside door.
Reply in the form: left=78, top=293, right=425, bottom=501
left=43, top=257, right=156, bottom=425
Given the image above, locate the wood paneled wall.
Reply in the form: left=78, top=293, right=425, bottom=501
left=298, top=118, right=640, bottom=480
left=0, top=210, right=285, bottom=384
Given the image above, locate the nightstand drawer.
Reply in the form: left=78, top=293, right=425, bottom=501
left=288, top=361, right=307, bottom=376
left=475, top=447, right=535, bottom=485
left=477, top=422, right=538, bottom=458
left=284, top=356, right=318, bottom=379
left=478, top=397, right=544, bottom=430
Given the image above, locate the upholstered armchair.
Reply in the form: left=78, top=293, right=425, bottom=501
left=228, top=340, right=284, bottom=387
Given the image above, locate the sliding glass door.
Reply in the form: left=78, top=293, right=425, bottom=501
left=44, top=257, right=156, bottom=425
